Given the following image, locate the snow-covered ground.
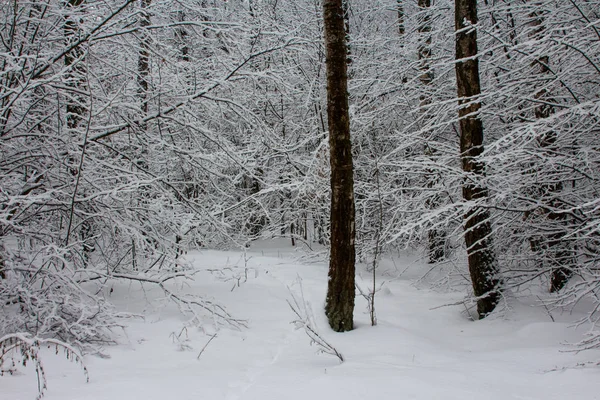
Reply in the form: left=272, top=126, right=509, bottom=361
left=3, top=244, right=600, bottom=400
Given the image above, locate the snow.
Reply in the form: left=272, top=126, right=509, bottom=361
left=3, top=244, right=600, bottom=400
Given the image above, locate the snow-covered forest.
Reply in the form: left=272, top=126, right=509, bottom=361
left=1, top=0, right=600, bottom=398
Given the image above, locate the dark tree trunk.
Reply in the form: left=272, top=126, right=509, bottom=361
left=418, top=0, right=445, bottom=264
left=323, top=0, right=356, bottom=332
left=176, top=11, right=190, bottom=63
left=455, top=0, right=502, bottom=319
left=342, top=0, right=351, bottom=65
left=64, top=0, right=94, bottom=264
left=64, top=0, right=86, bottom=130
left=526, top=2, right=574, bottom=292
left=417, top=0, right=433, bottom=88
left=0, top=244, right=5, bottom=280
left=397, top=0, right=405, bottom=37
left=138, top=0, right=151, bottom=117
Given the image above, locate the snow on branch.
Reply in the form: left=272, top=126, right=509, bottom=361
left=287, top=279, right=344, bottom=363
left=0, top=333, right=89, bottom=400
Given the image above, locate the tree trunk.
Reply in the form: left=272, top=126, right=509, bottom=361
left=417, top=0, right=433, bottom=88
left=455, top=0, right=502, bottom=319
left=526, top=1, right=574, bottom=293
left=64, top=0, right=94, bottom=265
left=0, top=243, right=5, bottom=280
left=418, top=0, right=445, bottom=264
left=342, top=0, right=351, bottom=65
left=323, top=0, right=356, bottom=332
left=176, top=10, right=190, bottom=63
left=138, top=0, right=151, bottom=117
left=64, top=0, right=86, bottom=130
left=397, top=0, right=405, bottom=37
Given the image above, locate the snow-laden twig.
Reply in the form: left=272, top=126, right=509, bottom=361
left=0, top=333, right=89, bottom=400
left=287, top=279, right=344, bottom=363
left=104, top=271, right=247, bottom=330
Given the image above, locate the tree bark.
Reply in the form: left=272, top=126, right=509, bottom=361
left=455, top=0, right=502, bottom=318
left=176, top=10, right=190, bottom=63
left=64, top=0, right=94, bottom=265
left=397, top=0, right=405, bottom=37
left=342, top=0, right=351, bottom=65
left=138, top=0, right=151, bottom=117
left=0, top=243, right=5, bottom=280
left=64, top=0, right=86, bottom=130
left=417, top=0, right=445, bottom=264
left=417, top=0, right=433, bottom=88
left=323, top=0, right=356, bottom=332
left=526, top=1, right=574, bottom=293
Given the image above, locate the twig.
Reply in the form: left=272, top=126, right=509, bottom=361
left=287, top=279, right=344, bottom=363
left=536, top=295, right=555, bottom=322
left=197, top=334, right=217, bottom=360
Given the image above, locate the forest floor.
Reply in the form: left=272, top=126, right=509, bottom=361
left=3, top=241, right=600, bottom=400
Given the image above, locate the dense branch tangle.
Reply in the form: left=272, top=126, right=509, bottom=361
left=0, top=0, right=304, bottom=349
left=0, top=0, right=599, bottom=356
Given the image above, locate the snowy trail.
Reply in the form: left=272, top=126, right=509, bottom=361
left=3, top=247, right=600, bottom=400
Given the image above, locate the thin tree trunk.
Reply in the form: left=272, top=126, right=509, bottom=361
left=64, top=0, right=86, bottom=130
left=64, top=0, right=93, bottom=265
left=418, top=0, right=445, bottom=263
left=0, top=243, right=5, bottom=280
left=397, top=0, right=405, bottom=37
left=455, top=0, right=502, bottom=318
left=527, top=1, right=574, bottom=292
left=342, top=0, right=351, bottom=65
left=176, top=9, right=195, bottom=93
left=138, top=0, right=151, bottom=117
left=417, top=0, right=433, bottom=88
left=323, top=0, right=356, bottom=332
left=177, top=13, right=190, bottom=63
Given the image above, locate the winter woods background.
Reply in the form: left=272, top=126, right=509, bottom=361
left=1, top=0, right=599, bottom=355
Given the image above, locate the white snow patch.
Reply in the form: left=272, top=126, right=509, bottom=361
left=3, top=246, right=600, bottom=400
